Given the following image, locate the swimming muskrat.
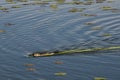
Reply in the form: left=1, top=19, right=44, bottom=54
left=28, top=46, right=120, bottom=57
left=28, top=51, right=59, bottom=57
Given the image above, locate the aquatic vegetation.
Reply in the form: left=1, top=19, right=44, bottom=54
left=6, top=0, right=13, bottom=2
left=68, top=8, right=85, bottom=12
left=56, top=0, right=65, bottom=4
left=50, top=4, right=58, bottom=10
left=103, top=33, right=112, bottom=37
left=0, top=7, right=8, bottom=10
left=111, top=9, right=120, bottom=13
left=107, top=0, right=115, bottom=3
left=0, top=0, right=120, bottom=80
left=101, top=6, right=113, bottom=10
left=0, top=30, right=5, bottom=33
left=65, top=2, right=74, bottom=4
left=79, top=9, right=84, bottom=12
left=96, top=0, right=105, bottom=3
left=0, top=7, right=9, bottom=12
left=101, top=6, right=118, bottom=12
left=83, top=1, right=93, bottom=5
left=33, top=1, right=43, bottom=5
left=6, top=0, right=16, bottom=4
left=11, top=5, right=21, bottom=8
left=73, top=1, right=84, bottom=5
left=54, top=72, right=67, bottom=76
left=91, top=26, right=102, bottom=30
left=94, top=77, right=107, bottom=80
left=17, top=0, right=28, bottom=2
left=68, top=8, right=79, bottom=12
left=31, top=0, right=49, bottom=5
left=81, top=14, right=97, bottom=17
left=8, top=2, right=16, bottom=4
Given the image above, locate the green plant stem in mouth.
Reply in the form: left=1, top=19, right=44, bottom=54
left=57, top=46, right=120, bottom=54
left=29, top=46, right=120, bottom=57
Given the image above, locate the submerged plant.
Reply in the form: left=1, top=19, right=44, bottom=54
left=50, top=4, right=58, bottom=10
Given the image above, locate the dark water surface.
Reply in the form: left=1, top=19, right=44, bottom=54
left=0, top=0, right=120, bottom=80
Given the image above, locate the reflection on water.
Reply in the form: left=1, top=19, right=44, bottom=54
left=0, top=0, right=120, bottom=80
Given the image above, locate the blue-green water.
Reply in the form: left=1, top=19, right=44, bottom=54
left=0, top=0, right=120, bottom=80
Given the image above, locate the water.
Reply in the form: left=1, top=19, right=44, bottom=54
left=0, top=0, right=120, bottom=80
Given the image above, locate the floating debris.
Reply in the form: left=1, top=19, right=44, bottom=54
left=4, top=23, right=14, bottom=26
left=94, top=77, right=107, bottom=80
left=85, top=22, right=95, bottom=25
left=26, top=68, right=36, bottom=71
left=111, top=9, right=120, bottom=13
left=0, top=30, right=5, bottom=33
left=22, top=3, right=29, bottom=5
left=24, top=63, right=34, bottom=67
left=54, top=61, right=63, bottom=64
left=54, top=72, right=67, bottom=76
left=2, top=10, right=9, bottom=12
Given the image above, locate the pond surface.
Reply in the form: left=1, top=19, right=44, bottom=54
left=0, top=0, right=120, bottom=80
